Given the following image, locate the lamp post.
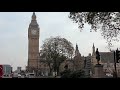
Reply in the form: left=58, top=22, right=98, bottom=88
left=113, top=51, right=117, bottom=78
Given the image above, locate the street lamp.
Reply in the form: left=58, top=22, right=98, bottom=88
left=112, top=49, right=120, bottom=78
left=113, top=51, right=117, bottom=78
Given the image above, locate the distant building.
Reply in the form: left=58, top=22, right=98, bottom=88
left=103, top=62, right=120, bottom=77
left=59, top=59, right=74, bottom=72
left=91, top=43, right=102, bottom=65
left=100, top=52, right=114, bottom=63
left=91, top=43, right=114, bottom=65
left=13, top=67, right=22, bottom=74
left=38, top=60, right=49, bottom=76
left=59, top=44, right=84, bottom=73
left=90, top=43, right=120, bottom=77
left=84, top=53, right=92, bottom=77
left=17, top=67, right=22, bottom=73
left=73, top=44, right=84, bottom=71
left=0, top=64, right=12, bottom=77
left=38, top=44, right=85, bottom=76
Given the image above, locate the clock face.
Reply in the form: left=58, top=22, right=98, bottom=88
left=31, top=29, right=37, bottom=35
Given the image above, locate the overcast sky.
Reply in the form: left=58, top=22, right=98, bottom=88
left=0, top=12, right=120, bottom=71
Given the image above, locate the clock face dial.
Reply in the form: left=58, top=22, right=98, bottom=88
left=31, top=29, right=37, bottom=35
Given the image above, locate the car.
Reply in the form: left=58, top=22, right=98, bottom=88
left=2, top=74, right=12, bottom=78
left=26, top=73, right=35, bottom=78
left=12, top=73, right=18, bottom=78
left=20, top=73, right=25, bottom=78
left=18, top=74, right=21, bottom=78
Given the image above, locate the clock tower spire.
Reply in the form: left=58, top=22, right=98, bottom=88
left=29, top=12, right=38, bottom=27
left=32, top=12, right=36, bottom=20
left=28, top=12, right=40, bottom=72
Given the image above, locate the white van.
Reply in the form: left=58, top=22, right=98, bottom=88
left=12, top=73, right=18, bottom=78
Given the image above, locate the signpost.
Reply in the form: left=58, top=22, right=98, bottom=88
left=114, top=51, right=117, bottom=78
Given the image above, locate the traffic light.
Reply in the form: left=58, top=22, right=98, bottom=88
left=116, top=49, right=120, bottom=63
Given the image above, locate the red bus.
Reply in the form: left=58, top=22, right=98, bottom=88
left=0, top=65, right=3, bottom=78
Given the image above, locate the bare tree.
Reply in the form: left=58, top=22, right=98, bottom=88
left=40, top=36, right=74, bottom=76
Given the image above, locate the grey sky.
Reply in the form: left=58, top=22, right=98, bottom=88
left=0, top=12, right=119, bottom=71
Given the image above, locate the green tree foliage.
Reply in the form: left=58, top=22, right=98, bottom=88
left=69, top=12, right=120, bottom=47
left=70, top=70, right=85, bottom=78
left=60, top=69, right=71, bottom=78
left=40, top=36, right=74, bottom=76
left=61, top=69, right=85, bottom=78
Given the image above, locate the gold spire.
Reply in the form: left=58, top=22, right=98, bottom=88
left=32, top=12, right=36, bottom=20
left=29, top=12, right=38, bottom=26
left=93, top=43, right=95, bottom=47
left=76, top=43, right=78, bottom=50
left=92, top=43, right=95, bottom=56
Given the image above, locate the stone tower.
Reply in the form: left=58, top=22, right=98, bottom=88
left=84, top=53, right=92, bottom=77
left=92, top=43, right=95, bottom=56
left=28, top=12, right=40, bottom=72
left=74, top=44, right=84, bottom=71
left=91, top=43, right=97, bottom=65
left=91, top=43, right=102, bottom=65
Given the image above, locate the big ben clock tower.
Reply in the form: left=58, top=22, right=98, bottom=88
left=28, top=12, right=39, bottom=72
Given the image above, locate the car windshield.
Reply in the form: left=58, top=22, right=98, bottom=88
left=29, top=74, right=34, bottom=76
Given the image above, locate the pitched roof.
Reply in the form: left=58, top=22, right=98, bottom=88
left=99, top=52, right=114, bottom=63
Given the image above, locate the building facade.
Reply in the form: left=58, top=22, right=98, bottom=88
left=90, top=43, right=120, bottom=77
left=27, top=13, right=86, bottom=76
left=28, top=12, right=40, bottom=72
left=84, top=54, right=92, bottom=77
left=38, top=44, right=85, bottom=76
left=73, top=44, right=84, bottom=71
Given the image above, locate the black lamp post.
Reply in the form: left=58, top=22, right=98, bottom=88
left=114, top=51, right=117, bottom=78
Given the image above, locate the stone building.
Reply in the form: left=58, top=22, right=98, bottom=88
left=59, top=59, right=74, bottom=72
left=38, top=44, right=85, bottom=76
left=27, top=13, right=85, bottom=76
left=38, top=60, right=49, bottom=76
left=103, top=62, right=120, bottom=77
left=91, top=43, right=102, bottom=65
left=27, top=12, right=40, bottom=72
left=84, top=54, right=92, bottom=77
left=90, top=43, right=120, bottom=77
left=73, top=44, right=84, bottom=71
left=91, top=43, right=114, bottom=65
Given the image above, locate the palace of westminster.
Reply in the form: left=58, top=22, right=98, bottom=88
left=27, top=12, right=120, bottom=77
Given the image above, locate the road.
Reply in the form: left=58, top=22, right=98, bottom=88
left=35, top=76, right=61, bottom=78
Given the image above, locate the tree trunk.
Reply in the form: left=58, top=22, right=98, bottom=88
left=48, top=64, right=53, bottom=76
left=49, top=68, right=53, bottom=76
left=57, top=66, right=60, bottom=76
